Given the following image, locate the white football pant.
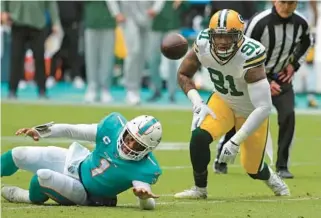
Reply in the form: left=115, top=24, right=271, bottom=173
left=11, top=146, right=88, bottom=205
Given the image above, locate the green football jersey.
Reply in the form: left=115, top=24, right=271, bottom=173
left=80, top=112, right=162, bottom=197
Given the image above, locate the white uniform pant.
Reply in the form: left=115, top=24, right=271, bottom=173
left=12, top=146, right=88, bottom=205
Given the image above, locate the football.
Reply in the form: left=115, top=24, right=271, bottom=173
left=161, top=33, right=188, bottom=60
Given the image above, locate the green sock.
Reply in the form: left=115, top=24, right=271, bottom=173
left=29, top=175, right=49, bottom=204
left=248, top=162, right=271, bottom=180
left=1, top=150, right=19, bottom=177
left=29, top=174, right=74, bottom=205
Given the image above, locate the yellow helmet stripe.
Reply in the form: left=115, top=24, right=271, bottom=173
left=219, top=9, right=229, bottom=28
left=243, top=52, right=267, bottom=69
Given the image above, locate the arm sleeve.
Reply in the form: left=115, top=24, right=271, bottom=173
left=231, top=79, right=272, bottom=145
left=293, top=24, right=311, bottom=66
left=43, top=124, right=98, bottom=142
left=105, top=1, right=120, bottom=17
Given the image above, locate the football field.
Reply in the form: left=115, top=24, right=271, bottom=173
left=1, top=102, right=321, bottom=218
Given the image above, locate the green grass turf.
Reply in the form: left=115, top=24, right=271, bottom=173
left=1, top=102, right=321, bottom=218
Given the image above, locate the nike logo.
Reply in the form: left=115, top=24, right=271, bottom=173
left=256, top=49, right=261, bottom=55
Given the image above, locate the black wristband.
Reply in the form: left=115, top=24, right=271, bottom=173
left=289, top=55, right=301, bottom=71
left=291, top=60, right=301, bottom=71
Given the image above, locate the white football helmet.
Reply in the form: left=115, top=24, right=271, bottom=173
left=117, top=115, right=162, bottom=161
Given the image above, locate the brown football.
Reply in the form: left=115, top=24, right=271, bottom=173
left=161, top=33, right=188, bottom=60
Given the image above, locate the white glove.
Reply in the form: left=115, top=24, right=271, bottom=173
left=218, top=140, right=240, bottom=164
left=191, top=102, right=216, bottom=131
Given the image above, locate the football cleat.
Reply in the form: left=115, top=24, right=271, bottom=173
left=174, top=186, right=207, bottom=199
left=264, top=167, right=290, bottom=196
left=1, top=186, right=32, bottom=203
left=277, top=169, right=294, bottom=179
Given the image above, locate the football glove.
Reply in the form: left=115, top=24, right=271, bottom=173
left=33, top=122, right=54, bottom=138
left=218, top=140, right=240, bottom=164
left=191, top=102, right=216, bottom=131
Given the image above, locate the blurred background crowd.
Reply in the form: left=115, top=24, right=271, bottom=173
left=1, top=0, right=320, bottom=107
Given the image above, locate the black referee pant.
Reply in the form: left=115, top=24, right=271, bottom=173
left=9, top=24, right=47, bottom=96
left=50, top=24, right=80, bottom=80
left=216, top=85, right=295, bottom=171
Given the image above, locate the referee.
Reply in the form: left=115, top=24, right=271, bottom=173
left=214, top=0, right=311, bottom=179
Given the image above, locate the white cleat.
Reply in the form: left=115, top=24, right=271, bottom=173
left=73, top=76, right=85, bottom=89
left=265, top=167, right=290, bottom=196
left=46, top=76, right=56, bottom=88
left=84, top=90, right=97, bottom=103
left=1, top=186, right=31, bottom=203
left=174, top=186, right=207, bottom=199
left=100, top=90, right=113, bottom=103
left=125, top=91, right=140, bottom=106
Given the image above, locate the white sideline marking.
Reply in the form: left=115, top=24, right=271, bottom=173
left=14, top=160, right=318, bottom=175
left=0, top=136, right=189, bottom=150
left=2, top=99, right=321, bottom=115
left=1, top=137, right=321, bottom=151
left=160, top=162, right=318, bottom=169
left=3, top=197, right=321, bottom=210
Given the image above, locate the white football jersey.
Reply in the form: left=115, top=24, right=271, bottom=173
left=194, top=29, right=267, bottom=117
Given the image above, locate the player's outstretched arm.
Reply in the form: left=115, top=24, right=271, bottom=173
left=232, top=65, right=272, bottom=145
left=15, top=122, right=97, bottom=142
left=178, top=49, right=216, bottom=130
left=132, top=180, right=159, bottom=210
left=177, top=49, right=201, bottom=96
left=218, top=65, right=272, bottom=163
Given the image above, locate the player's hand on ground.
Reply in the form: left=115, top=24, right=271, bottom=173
left=133, top=187, right=159, bottom=200
left=270, top=80, right=282, bottom=96
left=278, top=64, right=295, bottom=83
left=218, top=140, right=239, bottom=164
left=191, top=102, right=216, bottom=131
left=15, top=128, right=40, bottom=141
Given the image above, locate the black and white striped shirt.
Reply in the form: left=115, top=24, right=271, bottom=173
left=245, top=6, right=311, bottom=76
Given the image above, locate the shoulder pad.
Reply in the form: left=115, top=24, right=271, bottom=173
left=194, top=29, right=210, bottom=55
left=242, top=38, right=266, bottom=70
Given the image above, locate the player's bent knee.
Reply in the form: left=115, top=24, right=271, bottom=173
left=190, top=128, right=213, bottom=148
left=12, top=147, right=28, bottom=162
left=37, top=169, right=53, bottom=180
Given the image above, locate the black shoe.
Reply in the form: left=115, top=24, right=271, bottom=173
left=8, top=91, right=17, bottom=100
left=147, top=91, right=161, bottom=102
left=277, top=169, right=294, bottom=179
left=213, top=161, right=228, bottom=174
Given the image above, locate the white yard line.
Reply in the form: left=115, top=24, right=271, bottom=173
left=3, top=197, right=321, bottom=210
left=160, top=161, right=318, bottom=169
left=1, top=137, right=321, bottom=151
left=14, top=161, right=317, bottom=174
left=2, top=99, right=321, bottom=115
